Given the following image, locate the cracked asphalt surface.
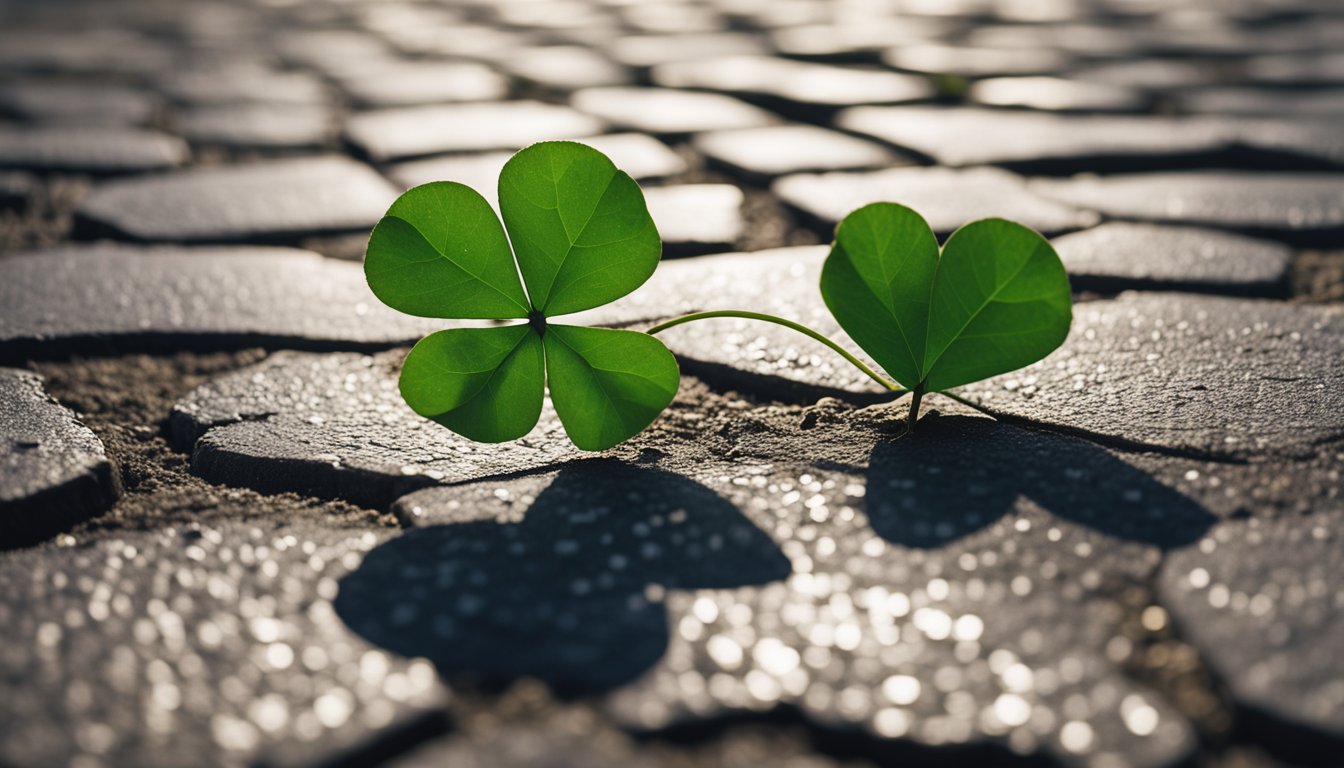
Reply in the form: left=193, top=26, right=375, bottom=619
left=1, top=0, right=1341, bottom=766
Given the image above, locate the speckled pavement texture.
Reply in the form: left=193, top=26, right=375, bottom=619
left=1, top=1, right=1341, bottom=767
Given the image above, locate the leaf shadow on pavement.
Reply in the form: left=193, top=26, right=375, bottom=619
left=334, top=459, right=790, bottom=694
left=863, top=414, right=1218, bottom=550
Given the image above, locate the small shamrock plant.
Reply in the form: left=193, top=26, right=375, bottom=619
left=647, top=203, right=1072, bottom=431
left=365, top=141, right=679, bottom=451
left=820, top=202, right=1072, bottom=426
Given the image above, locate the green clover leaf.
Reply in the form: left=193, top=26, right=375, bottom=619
left=820, top=202, right=1072, bottom=423
left=366, top=141, right=679, bottom=451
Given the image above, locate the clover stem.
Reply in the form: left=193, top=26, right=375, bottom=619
left=906, top=383, right=925, bottom=432
left=644, top=310, right=903, bottom=394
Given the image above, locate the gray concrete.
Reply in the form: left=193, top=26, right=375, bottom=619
left=775, top=166, right=1098, bottom=236
left=0, top=518, right=447, bottom=768
left=0, top=126, right=187, bottom=174
left=1053, top=223, right=1293, bottom=295
left=0, top=246, right=443, bottom=359
left=74, top=156, right=398, bottom=241
left=1160, top=513, right=1344, bottom=743
left=0, top=369, right=117, bottom=548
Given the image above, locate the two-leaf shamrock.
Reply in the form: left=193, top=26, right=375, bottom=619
left=820, top=202, right=1072, bottom=427
left=365, top=141, right=680, bottom=451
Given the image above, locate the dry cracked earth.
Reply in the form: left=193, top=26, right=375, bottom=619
left=1, top=0, right=1342, bottom=767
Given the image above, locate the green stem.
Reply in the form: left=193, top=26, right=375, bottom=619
left=645, top=310, right=904, bottom=394
left=906, top=383, right=925, bottom=432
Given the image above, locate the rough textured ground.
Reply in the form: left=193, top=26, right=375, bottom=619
left=1, top=0, right=1341, bottom=767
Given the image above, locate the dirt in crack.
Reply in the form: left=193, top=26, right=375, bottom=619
left=1099, top=573, right=1248, bottom=763
left=32, top=350, right=396, bottom=537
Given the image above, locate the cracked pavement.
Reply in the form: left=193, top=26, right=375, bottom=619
left=1, top=0, right=1341, bottom=766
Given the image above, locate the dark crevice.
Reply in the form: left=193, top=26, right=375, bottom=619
left=168, top=408, right=276, bottom=454
left=1104, top=570, right=1239, bottom=760
left=30, top=351, right=393, bottom=543
left=0, top=333, right=411, bottom=367
left=628, top=704, right=1068, bottom=768
left=945, top=398, right=1255, bottom=465
left=1139, top=568, right=1344, bottom=767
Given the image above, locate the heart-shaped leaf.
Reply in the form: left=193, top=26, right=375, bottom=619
left=821, top=202, right=1071, bottom=393
left=399, top=325, right=544, bottom=443
left=365, top=141, right=679, bottom=449
left=366, top=182, right=531, bottom=319
left=544, top=325, right=680, bottom=451
left=499, top=141, right=662, bottom=317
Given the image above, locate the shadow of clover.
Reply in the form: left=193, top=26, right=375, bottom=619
left=864, top=414, right=1217, bottom=550
left=334, top=459, right=790, bottom=694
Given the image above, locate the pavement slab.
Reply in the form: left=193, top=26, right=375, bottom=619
left=169, top=350, right=749, bottom=511
left=0, top=82, right=158, bottom=126
left=157, top=67, right=328, bottom=107
left=388, top=134, right=687, bottom=194
left=0, top=30, right=174, bottom=76
left=651, top=55, right=934, bottom=111
left=73, top=156, right=398, bottom=242
left=333, top=61, right=509, bottom=108
left=694, top=124, right=901, bottom=179
left=1159, top=513, right=1344, bottom=745
left=0, top=518, right=448, bottom=768
left=387, top=24, right=534, bottom=61
left=1052, top=223, right=1293, bottom=296
left=1245, top=52, right=1344, bottom=86
left=883, top=44, right=1072, bottom=78
left=774, top=166, right=1098, bottom=237
left=1232, top=118, right=1344, bottom=169
left=1072, top=60, right=1220, bottom=91
left=501, top=45, right=632, bottom=90
left=493, top=2, right=618, bottom=36
left=1180, top=88, right=1344, bottom=117
left=964, top=23, right=1148, bottom=59
left=344, top=101, right=604, bottom=162
left=769, top=19, right=954, bottom=59
left=175, top=104, right=331, bottom=150
left=0, top=126, right=188, bottom=175
left=0, top=245, right=442, bottom=360
left=643, top=184, right=745, bottom=255
left=837, top=107, right=1230, bottom=172
left=340, top=460, right=792, bottom=691
left=388, top=152, right=530, bottom=196
left=621, top=3, right=722, bottom=35
left=956, top=293, right=1344, bottom=459
left=1030, top=171, right=1344, bottom=245
left=277, top=30, right=396, bottom=80
left=570, top=87, right=775, bottom=137
left=0, top=369, right=118, bottom=549
left=768, top=18, right=956, bottom=59
left=169, top=350, right=581, bottom=509
left=968, top=77, right=1147, bottom=113
left=340, top=408, right=1216, bottom=767
left=603, top=33, right=767, bottom=70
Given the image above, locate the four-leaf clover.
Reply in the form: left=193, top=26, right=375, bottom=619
left=365, top=141, right=680, bottom=451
